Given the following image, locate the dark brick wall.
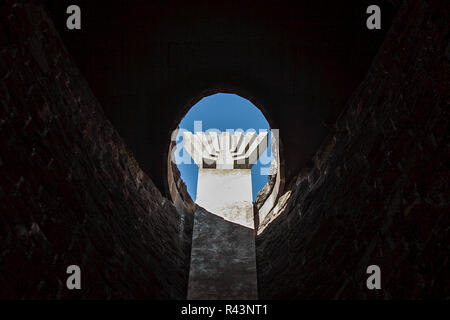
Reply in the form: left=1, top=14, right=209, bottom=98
left=43, top=0, right=396, bottom=194
left=256, top=0, right=449, bottom=299
left=0, top=0, right=192, bottom=299
left=0, top=0, right=448, bottom=300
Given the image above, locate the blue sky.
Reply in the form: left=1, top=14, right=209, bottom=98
left=174, top=93, right=273, bottom=201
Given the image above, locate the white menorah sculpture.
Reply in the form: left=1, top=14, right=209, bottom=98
left=183, top=131, right=268, bottom=169
left=183, top=130, right=268, bottom=300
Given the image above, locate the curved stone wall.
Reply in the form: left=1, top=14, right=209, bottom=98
left=0, top=0, right=447, bottom=300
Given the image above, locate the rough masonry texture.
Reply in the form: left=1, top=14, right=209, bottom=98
left=256, top=0, right=449, bottom=299
left=0, top=1, right=192, bottom=299
left=0, top=0, right=448, bottom=300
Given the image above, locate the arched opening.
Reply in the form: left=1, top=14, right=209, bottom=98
left=166, top=92, right=285, bottom=229
left=177, top=93, right=272, bottom=200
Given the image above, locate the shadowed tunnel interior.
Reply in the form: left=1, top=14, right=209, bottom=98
left=0, top=0, right=448, bottom=299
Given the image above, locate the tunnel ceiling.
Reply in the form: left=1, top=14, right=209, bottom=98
left=45, top=0, right=396, bottom=194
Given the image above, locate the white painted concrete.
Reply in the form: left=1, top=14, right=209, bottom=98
left=196, top=168, right=254, bottom=228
